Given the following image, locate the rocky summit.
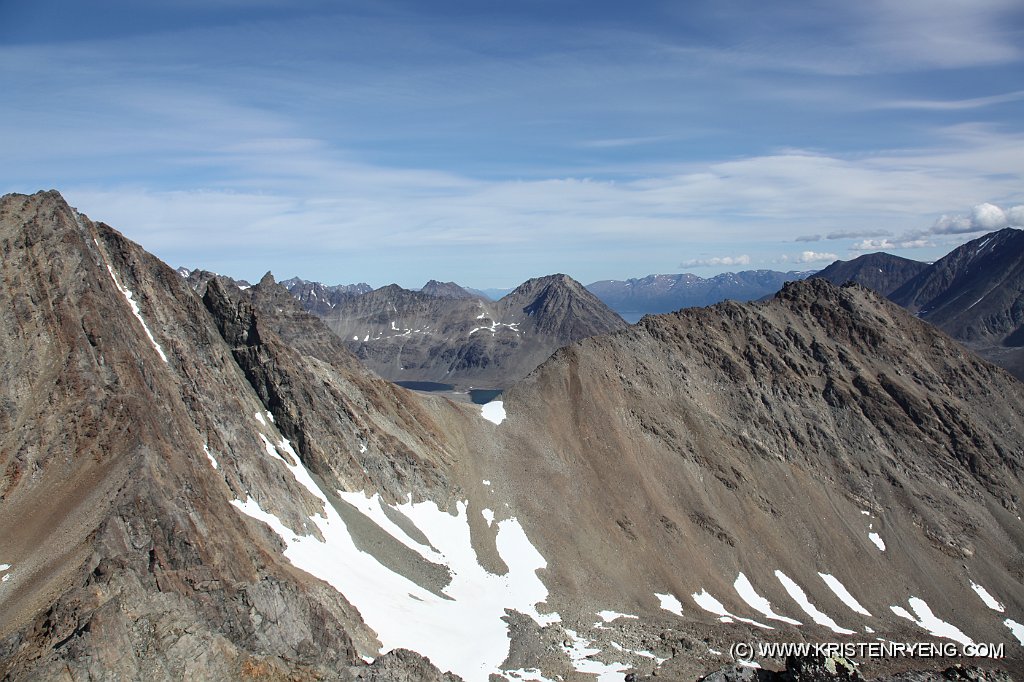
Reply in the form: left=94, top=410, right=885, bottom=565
left=1, top=191, right=1023, bottom=681
left=812, top=253, right=930, bottom=297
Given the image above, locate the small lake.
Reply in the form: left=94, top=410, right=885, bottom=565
left=394, top=381, right=455, bottom=392
left=468, top=389, right=502, bottom=405
left=395, top=381, right=502, bottom=405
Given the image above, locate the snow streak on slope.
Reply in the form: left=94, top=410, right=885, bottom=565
left=691, top=589, right=772, bottom=629
left=890, top=598, right=974, bottom=646
left=733, top=573, right=801, bottom=625
left=818, top=573, right=872, bottom=616
left=232, top=431, right=557, bottom=682
left=1005, top=619, right=1024, bottom=644
left=775, top=571, right=854, bottom=635
left=970, top=582, right=1005, bottom=612
left=97, top=250, right=168, bottom=363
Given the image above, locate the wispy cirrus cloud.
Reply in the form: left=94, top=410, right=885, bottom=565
left=795, top=229, right=890, bottom=242
left=851, top=238, right=933, bottom=252
left=877, top=90, right=1024, bottom=111
left=680, top=255, right=751, bottom=268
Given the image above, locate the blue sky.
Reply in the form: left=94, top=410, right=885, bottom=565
left=2, top=0, right=1023, bottom=288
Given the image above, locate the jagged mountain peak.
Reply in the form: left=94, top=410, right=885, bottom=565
left=420, top=280, right=476, bottom=299
left=499, top=273, right=626, bottom=342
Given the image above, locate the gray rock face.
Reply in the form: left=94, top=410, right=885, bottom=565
left=817, top=231, right=1024, bottom=380
left=420, top=280, right=479, bottom=300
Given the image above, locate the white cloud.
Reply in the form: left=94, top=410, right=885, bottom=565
left=796, top=251, right=839, bottom=263
left=929, top=202, right=1024, bottom=235
left=877, top=90, right=1024, bottom=111
left=851, top=238, right=933, bottom=251
left=680, top=255, right=751, bottom=268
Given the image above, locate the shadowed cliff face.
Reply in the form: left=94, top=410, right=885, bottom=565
left=2, top=191, right=1023, bottom=681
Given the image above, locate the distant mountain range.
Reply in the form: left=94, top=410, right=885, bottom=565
left=278, top=269, right=818, bottom=325
left=813, top=229, right=1024, bottom=380
left=317, top=274, right=627, bottom=389
left=585, top=270, right=817, bottom=319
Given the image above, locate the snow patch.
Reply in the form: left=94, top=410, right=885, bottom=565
left=562, top=628, right=630, bottom=681
left=655, top=592, right=683, bottom=616
left=232, top=445, right=559, bottom=682
left=597, top=610, right=638, bottom=623
left=258, top=433, right=286, bottom=462
left=337, top=491, right=442, bottom=562
left=734, top=572, right=801, bottom=625
left=482, top=479, right=491, bottom=486
left=100, top=258, right=168, bottom=364
left=970, top=582, right=1005, bottom=612
left=204, top=444, right=218, bottom=470
left=501, top=669, right=554, bottom=682
left=482, top=508, right=495, bottom=526
left=0, top=564, right=10, bottom=571
left=775, top=570, right=854, bottom=635
left=868, top=532, right=886, bottom=551
left=255, top=411, right=267, bottom=427
left=1004, top=619, right=1024, bottom=645
left=818, top=573, right=871, bottom=616
left=481, top=401, right=506, bottom=425
left=692, top=589, right=772, bottom=629
left=890, top=598, right=974, bottom=646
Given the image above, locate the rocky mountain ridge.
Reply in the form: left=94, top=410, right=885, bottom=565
left=280, top=276, right=374, bottom=316
left=815, top=230, right=1024, bottom=380
left=1, top=191, right=1023, bottom=681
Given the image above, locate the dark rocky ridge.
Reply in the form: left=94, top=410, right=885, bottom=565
left=486, top=278, right=1024, bottom=679
left=812, top=253, right=930, bottom=297
left=817, top=230, right=1024, bottom=380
